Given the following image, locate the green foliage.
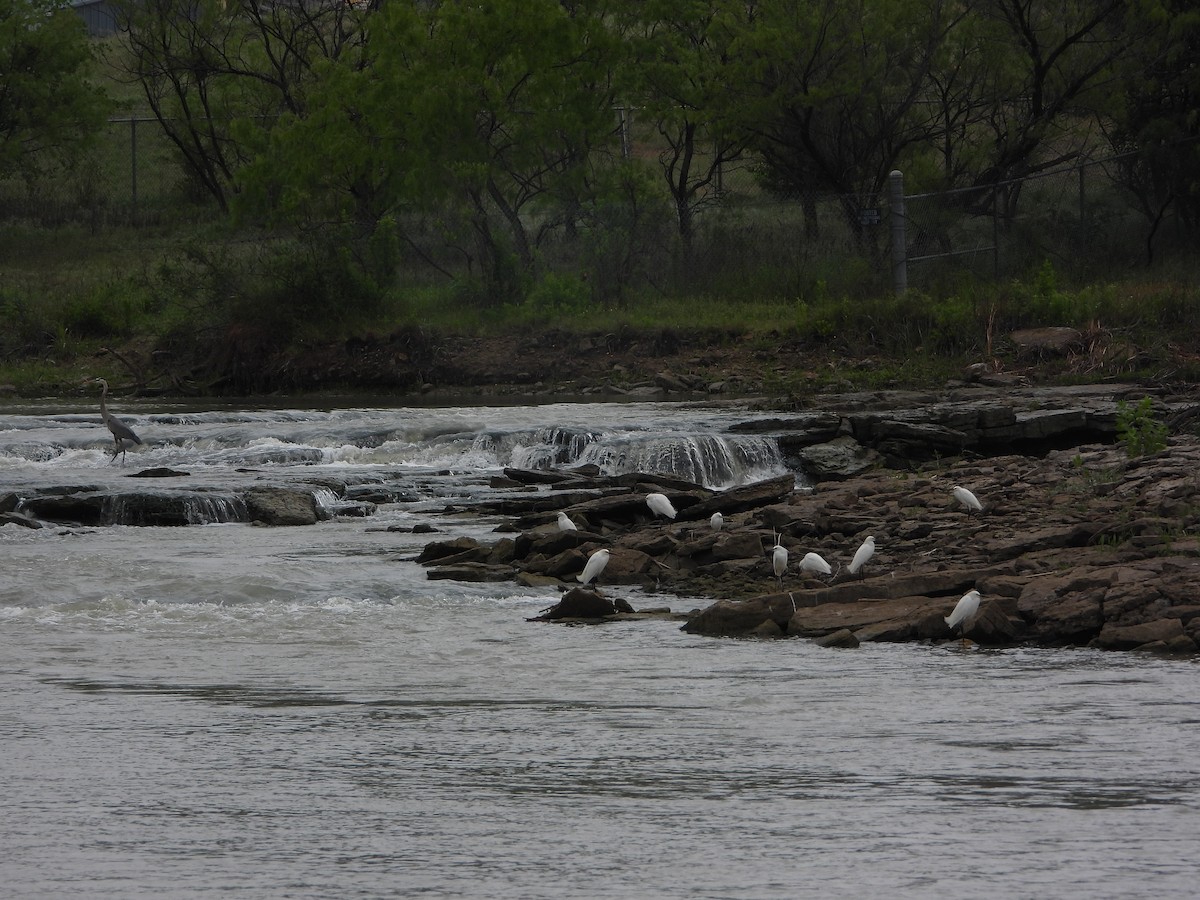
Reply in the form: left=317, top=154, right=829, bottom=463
left=1116, top=397, right=1169, bottom=457
left=0, top=0, right=111, bottom=180
left=521, top=274, right=593, bottom=318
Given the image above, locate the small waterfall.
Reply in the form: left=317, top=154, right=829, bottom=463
left=183, top=494, right=248, bottom=525
left=101, top=492, right=248, bottom=526
left=481, top=426, right=602, bottom=470
left=311, top=488, right=340, bottom=519
left=576, top=434, right=785, bottom=488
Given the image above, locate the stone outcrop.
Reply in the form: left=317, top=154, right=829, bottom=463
left=414, top=420, right=1200, bottom=653
left=737, top=382, right=1178, bottom=473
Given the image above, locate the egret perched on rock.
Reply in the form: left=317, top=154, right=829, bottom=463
left=945, top=589, right=982, bottom=642
left=952, top=485, right=983, bottom=515
left=577, top=548, right=610, bottom=586
left=557, top=511, right=577, bottom=531
left=771, top=539, right=789, bottom=591
left=799, top=551, right=832, bottom=577
left=710, top=511, right=724, bottom=531
left=90, top=377, right=142, bottom=464
left=646, top=492, right=677, bottom=520
left=847, top=535, right=875, bottom=577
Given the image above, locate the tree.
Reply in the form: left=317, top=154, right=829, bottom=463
left=621, top=0, right=750, bottom=249
left=725, top=0, right=965, bottom=236
left=1105, top=0, right=1200, bottom=261
left=962, top=0, right=1135, bottom=213
left=0, top=0, right=110, bottom=180
left=238, top=0, right=626, bottom=302
left=115, top=0, right=370, bottom=212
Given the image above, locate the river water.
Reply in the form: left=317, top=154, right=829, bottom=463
left=2, top=397, right=1197, bottom=899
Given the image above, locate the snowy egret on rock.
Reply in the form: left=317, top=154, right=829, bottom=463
left=945, top=589, right=982, bottom=642
left=646, top=492, right=677, bottom=520
left=557, top=511, right=577, bottom=531
left=847, top=535, right=875, bottom=577
left=710, top=511, right=724, bottom=531
left=799, top=551, right=832, bottom=576
left=953, top=486, right=983, bottom=515
left=771, top=539, right=788, bottom=591
left=577, top=549, right=610, bottom=585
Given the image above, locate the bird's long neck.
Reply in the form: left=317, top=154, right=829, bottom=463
left=99, top=384, right=110, bottom=421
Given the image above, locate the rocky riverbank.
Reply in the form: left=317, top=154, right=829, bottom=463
left=416, top=382, right=1200, bottom=653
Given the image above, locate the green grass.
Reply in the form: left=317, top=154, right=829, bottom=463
left=4, top=192, right=1200, bottom=396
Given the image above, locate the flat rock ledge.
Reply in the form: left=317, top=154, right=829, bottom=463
left=416, top=428, right=1200, bottom=653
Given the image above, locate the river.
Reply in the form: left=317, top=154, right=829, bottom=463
left=1, top=397, right=1197, bottom=899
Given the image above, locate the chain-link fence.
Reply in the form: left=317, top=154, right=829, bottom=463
left=0, top=118, right=208, bottom=229
left=895, top=154, right=1192, bottom=291
left=0, top=116, right=1189, bottom=295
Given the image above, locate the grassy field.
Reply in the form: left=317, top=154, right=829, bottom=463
left=3, top=218, right=1199, bottom=397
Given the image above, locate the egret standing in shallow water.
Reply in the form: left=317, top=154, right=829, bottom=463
left=646, top=492, right=677, bottom=520
left=945, top=589, right=982, bottom=643
left=90, top=377, right=142, bottom=464
left=557, top=511, right=577, bottom=531
left=577, top=549, right=610, bottom=586
left=953, top=485, right=984, bottom=516
left=847, top=535, right=875, bottom=577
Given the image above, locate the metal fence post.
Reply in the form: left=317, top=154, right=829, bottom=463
left=130, top=118, right=138, bottom=225
left=992, top=184, right=1000, bottom=279
left=889, top=170, right=907, bottom=295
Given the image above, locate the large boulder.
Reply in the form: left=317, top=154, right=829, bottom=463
left=245, top=487, right=319, bottom=526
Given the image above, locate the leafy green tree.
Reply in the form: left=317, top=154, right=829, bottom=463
left=0, top=0, right=110, bottom=179
left=724, top=0, right=965, bottom=235
left=238, top=0, right=626, bottom=302
left=114, top=0, right=370, bottom=212
left=1106, top=0, right=1200, bottom=261
left=962, top=0, right=1136, bottom=209
left=621, top=0, right=750, bottom=249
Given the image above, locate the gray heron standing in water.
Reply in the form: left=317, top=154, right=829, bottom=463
left=91, top=378, right=142, bottom=464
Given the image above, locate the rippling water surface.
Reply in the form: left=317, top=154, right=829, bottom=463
left=2, top=399, right=1198, bottom=898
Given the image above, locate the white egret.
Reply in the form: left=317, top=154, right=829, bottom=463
left=557, top=511, right=577, bottom=531
left=847, top=535, right=875, bottom=577
left=771, top=540, right=788, bottom=591
left=952, top=485, right=983, bottom=515
left=577, top=548, right=610, bottom=586
left=799, top=551, right=832, bottom=576
left=646, top=492, right=677, bottom=520
left=945, top=589, right=982, bottom=642
left=90, top=377, right=143, bottom=464
left=710, top=511, right=724, bottom=531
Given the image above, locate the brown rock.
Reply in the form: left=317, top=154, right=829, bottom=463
left=814, top=628, right=860, bottom=648
left=1093, top=618, right=1186, bottom=650
left=530, top=587, right=618, bottom=620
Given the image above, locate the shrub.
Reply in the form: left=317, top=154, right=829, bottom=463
left=1116, top=397, right=1168, bottom=457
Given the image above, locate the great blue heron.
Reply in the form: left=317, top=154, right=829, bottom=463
left=91, top=378, right=142, bottom=464
left=577, top=548, right=610, bottom=585
left=848, top=535, right=875, bottom=577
